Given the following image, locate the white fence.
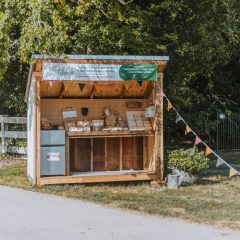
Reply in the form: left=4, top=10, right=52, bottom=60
left=0, top=115, right=27, bottom=154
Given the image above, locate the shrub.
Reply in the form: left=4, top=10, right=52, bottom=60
left=168, top=147, right=209, bottom=174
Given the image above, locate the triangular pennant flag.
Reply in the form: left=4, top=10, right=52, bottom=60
left=229, top=167, right=238, bottom=178
left=104, top=84, right=110, bottom=91
left=95, top=84, right=101, bottom=91
left=205, top=147, right=213, bottom=156
left=109, top=83, right=115, bottom=91
left=167, top=101, right=173, bottom=111
left=194, top=136, right=201, bottom=145
left=49, top=81, right=54, bottom=87
left=137, top=81, right=143, bottom=87
left=78, top=83, right=85, bottom=92
left=216, top=158, right=224, bottom=167
left=185, top=125, right=192, bottom=135
left=175, top=114, right=182, bottom=123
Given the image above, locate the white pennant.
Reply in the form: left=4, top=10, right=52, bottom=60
left=175, top=114, right=182, bottom=123
left=216, top=158, right=224, bottom=167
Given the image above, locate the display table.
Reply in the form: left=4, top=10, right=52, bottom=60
left=67, top=130, right=154, bottom=138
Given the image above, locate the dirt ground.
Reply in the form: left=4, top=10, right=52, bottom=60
left=0, top=155, right=26, bottom=169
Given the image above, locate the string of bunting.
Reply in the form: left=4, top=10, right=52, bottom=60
left=160, top=90, right=239, bottom=178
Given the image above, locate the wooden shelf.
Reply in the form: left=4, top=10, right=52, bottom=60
left=67, top=130, right=154, bottom=138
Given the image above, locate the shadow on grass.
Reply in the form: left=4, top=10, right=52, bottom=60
left=42, top=180, right=152, bottom=191
left=194, top=162, right=240, bottom=186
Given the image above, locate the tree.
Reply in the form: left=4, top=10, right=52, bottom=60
left=0, top=0, right=239, bottom=147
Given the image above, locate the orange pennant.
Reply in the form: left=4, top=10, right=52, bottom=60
left=205, top=147, right=213, bottom=156
left=167, top=101, right=173, bottom=111
left=185, top=125, right=192, bottom=135
left=104, top=84, right=109, bottom=91
left=95, top=84, right=101, bottom=91
left=229, top=168, right=238, bottom=178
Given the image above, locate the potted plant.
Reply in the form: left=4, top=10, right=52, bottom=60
left=167, top=147, right=209, bottom=184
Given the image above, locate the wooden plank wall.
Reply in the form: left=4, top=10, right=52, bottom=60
left=69, top=136, right=154, bottom=173
left=41, top=99, right=148, bottom=125
left=93, top=138, right=105, bottom=171
left=70, top=138, right=91, bottom=172
left=105, top=138, right=120, bottom=170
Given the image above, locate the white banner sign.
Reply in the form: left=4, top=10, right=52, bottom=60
left=42, top=62, right=157, bottom=81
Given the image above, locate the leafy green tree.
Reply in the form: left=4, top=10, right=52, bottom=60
left=0, top=0, right=239, bottom=147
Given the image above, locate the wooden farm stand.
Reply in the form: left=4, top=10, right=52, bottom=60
left=25, top=55, right=169, bottom=185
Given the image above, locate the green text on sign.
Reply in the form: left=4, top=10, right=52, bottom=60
left=119, top=64, right=157, bottom=81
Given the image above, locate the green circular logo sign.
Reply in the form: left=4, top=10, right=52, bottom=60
left=119, top=64, right=157, bottom=81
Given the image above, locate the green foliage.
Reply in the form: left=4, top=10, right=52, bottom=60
left=0, top=0, right=239, bottom=146
left=168, top=147, right=209, bottom=174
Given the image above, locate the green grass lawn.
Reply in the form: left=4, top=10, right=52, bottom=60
left=0, top=160, right=240, bottom=231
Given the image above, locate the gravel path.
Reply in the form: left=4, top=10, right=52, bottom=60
left=0, top=185, right=239, bottom=240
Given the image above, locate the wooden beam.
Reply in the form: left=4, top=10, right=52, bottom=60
left=4, top=131, right=27, bottom=139
left=38, top=171, right=157, bottom=186
left=1, top=117, right=27, bottom=124
left=104, top=138, right=107, bottom=171
left=35, top=63, right=42, bottom=72
left=155, top=69, right=164, bottom=180
left=144, top=81, right=154, bottom=98
left=36, top=59, right=168, bottom=67
left=0, top=146, right=27, bottom=154
left=33, top=71, right=41, bottom=78
left=91, top=138, right=93, bottom=171
left=66, top=136, right=70, bottom=175
left=35, top=74, right=41, bottom=185
left=120, top=137, right=123, bottom=170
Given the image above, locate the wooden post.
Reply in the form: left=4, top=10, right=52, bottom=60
left=105, top=138, right=107, bottom=170
left=66, top=136, right=70, bottom=175
left=91, top=138, right=93, bottom=171
left=0, top=115, right=8, bottom=153
left=0, top=115, right=4, bottom=153
left=35, top=75, right=41, bottom=185
left=5, top=118, right=8, bottom=153
left=155, top=69, right=164, bottom=180
left=120, top=137, right=122, bottom=171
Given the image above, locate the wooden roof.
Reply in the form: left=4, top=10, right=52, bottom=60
left=25, top=54, right=169, bottom=101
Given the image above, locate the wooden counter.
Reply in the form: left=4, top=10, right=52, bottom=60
left=67, top=130, right=154, bottom=138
